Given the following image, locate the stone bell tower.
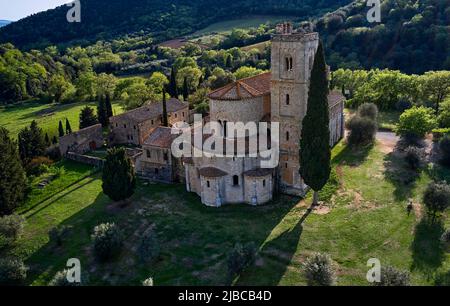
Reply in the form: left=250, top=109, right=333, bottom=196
left=270, top=22, right=319, bottom=196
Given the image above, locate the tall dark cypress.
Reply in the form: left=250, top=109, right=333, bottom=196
left=299, top=41, right=331, bottom=206
left=0, top=127, right=27, bottom=215
left=182, top=77, right=189, bottom=101
left=162, top=88, right=169, bottom=127
left=58, top=120, right=65, bottom=137
left=97, top=96, right=109, bottom=127
left=105, top=93, right=113, bottom=117
left=65, top=118, right=72, bottom=134
left=168, top=67, right=178, bottom=98
left=45, top=133, right=50, bottom=147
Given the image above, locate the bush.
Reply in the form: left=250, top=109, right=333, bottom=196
left=358, top=103, right=378, bottom=121
left=49, top=225, right=72, bottom=247
left=0, top=258, right=27, bottom=285
left=227, top=242, right=257, bottom=282
left=346, top=115, right=377, bottom=146
left=0, top=214, right=25, bottom=242
left=91, top=223, right=123, bottom=261
left=404, top=146, right=423, bottom=170
left=303, top=253, right=336, bottom=286
left=423, top=181, right=450, bottom=222
left=376, top=266, right=410, bottom=286
left=396, top=106, right=437, bottom=140
left=48, top=269, right=82, bottom=286
left=25, top=156, right=53, bottom=176
left=142, top=277, right=154, bottom=286
left=137, top=230, right=160, bottom=263
left=439, top=136, right=450, bottom=166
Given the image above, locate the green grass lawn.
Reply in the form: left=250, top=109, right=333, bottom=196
left=2, top=140, right=449, bottom=286
left=0, top=100, right=123, bottom=139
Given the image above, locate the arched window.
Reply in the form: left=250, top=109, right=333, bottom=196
left=286, top=131, right=290, bottom=141
left=286, top=94, right=290, bottom=105
left=233, top=175, right=239, bottom=186
left=207, top=181, right=210, bottom=188
left=285, top=56, right=293, bottom=71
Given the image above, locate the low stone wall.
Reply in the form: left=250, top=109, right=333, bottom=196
left=59, top=124, right=104, bottom=156
left=66, top=152, right=104, bottom=167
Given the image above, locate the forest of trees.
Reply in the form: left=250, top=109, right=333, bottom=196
left=0, top=0, right=350, bottom=49
left=317, top=0, right=450, bottom=73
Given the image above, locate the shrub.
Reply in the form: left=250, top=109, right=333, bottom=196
left=0, top=214, right=25, bottom=242
left=137, top=230, right=160, bottom=263
left=358, top=103, right=378, bottom=121
left=346, top=115, right=377, bottom=146
left=423, top=181, right=450, bottom=222
left=0, top=258, right=27, bottom=285
left=48, top=269, right=82, bottom=286
left=49, top=225, right=72, bottom=247
left=25, top=156, right=53, bottom=176
left=91, top=223, right=123, bottom=261
left=439, top=136, right=450, bottom=166
left=142, top=277, right=154, bottom=286
left=396, top=106, right=437, bottom=140
left=227, top=242, right=257, bottom=281
left=376, top=266, right=410, bottom=286
left=404, top=146, right=423, bottom=170
left=440, top=229, right=450, bottom=246
left=303, top=253, right=336, bottom=286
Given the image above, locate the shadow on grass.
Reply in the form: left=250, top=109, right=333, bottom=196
left=332, top=142, right=373, bottom=167
left=410, top=217, right=445, bottom=277
left=383, top=149, right=420, bottom=202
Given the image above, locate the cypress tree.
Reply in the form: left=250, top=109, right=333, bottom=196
left=168, top=68, right=178, bottom=98
left=79, top=106, right=98, bottom=129
left=45, top=133, right=50, bottom=147
left=162, top=88, right=169, bottom=127
left=65, top=118, right=72, bottom=134
left=102, top=147, right=136, bottom=202
left=52, top=136, right=58, bottom=145
left=29, top=120, right=45, bottom=158
left=182, top=77, right=189, bottom=101
left=97, top=96, right=109, bottom=127
left=105, top=93, right=113, bottom=118
left=0, top=127, right=27, bottom=215
left=299, top=41, right=331, bottom=206
left=58, top=120, right=64, bottom=137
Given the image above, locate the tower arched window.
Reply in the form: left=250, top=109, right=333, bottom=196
left=285, top=56, right=293, bottom=71
left=286, top=94, right=290, bottom=105
left=286, top=131, right=290, bottom=141
left=233, top=175, right=239, bottom=186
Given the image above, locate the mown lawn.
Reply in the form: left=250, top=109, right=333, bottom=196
left=0, top=99, right=123, bottom=139
left=2, top=141, right=450, bottom=286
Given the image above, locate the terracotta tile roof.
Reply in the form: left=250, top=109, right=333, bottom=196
left=208, top=72, right=271, bottom=101
left=198, top=167, right=228, bottom=178
left=111, top=98, right=188, bottom=123
left=243, top=168, right=274, bottom=177
left=143, top=126, right=178, bottom=148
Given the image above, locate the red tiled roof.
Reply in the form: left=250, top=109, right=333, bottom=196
left=208, top=72, right=271, bottom=101
left=143, top=126, right=178, bottom=148
left=111, top=98, right=188, bottom=123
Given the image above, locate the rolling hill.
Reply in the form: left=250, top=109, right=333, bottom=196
left=0, top=0, right=350, bottom=49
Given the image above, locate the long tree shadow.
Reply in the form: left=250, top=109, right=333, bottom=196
left=383, top=146, right=420, bottom=202
left=410, top=217, right=445, bottom=278
left=332, top=142, right=373, bottom=167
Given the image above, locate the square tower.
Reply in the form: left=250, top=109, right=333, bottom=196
left=271, top=24, right=319, bottom=195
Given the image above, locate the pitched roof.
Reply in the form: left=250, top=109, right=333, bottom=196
left=111, top=98, right=187, bottom=123
left=143, top=126, right=178, bottom=148
left=198, top=167, right=228, bottom=178
left=208, top=72, right=271, bottom=101
left=243, top=168, right=274, bottom=177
